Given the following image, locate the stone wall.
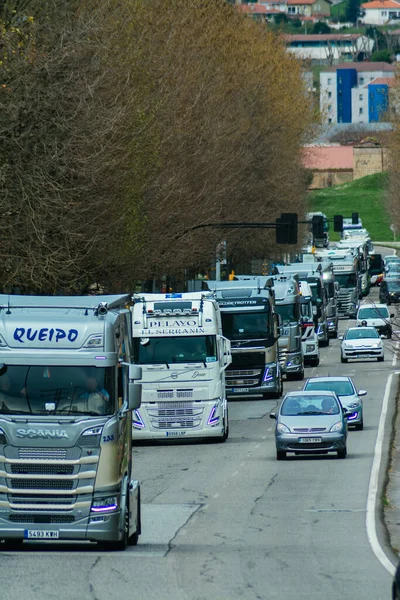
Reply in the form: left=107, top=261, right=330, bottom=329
left=353, top=146, right=388, bottom=180
left=309, top=170, right=353, bottom=189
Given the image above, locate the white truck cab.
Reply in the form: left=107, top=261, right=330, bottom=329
left=131, top=292, right=231, bottom=441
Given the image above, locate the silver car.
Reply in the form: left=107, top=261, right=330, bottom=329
left=270, top=390, right=348, bottom=460
left=303, top=376, right=366, bottom=430
left=340, top=326, right=384, bottom=363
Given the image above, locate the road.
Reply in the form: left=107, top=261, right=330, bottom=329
left=0, top=281, right=399, bottom=600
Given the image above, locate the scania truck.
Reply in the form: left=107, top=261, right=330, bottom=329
left=274, top=264, right=330, bottom=345
left=205, top=280, right=282, bottom=400
left=0, top=295, right=142, bottom=550
left=131, top=292, right=231, bottom=441
left=271, top=275, right=304, bottom=381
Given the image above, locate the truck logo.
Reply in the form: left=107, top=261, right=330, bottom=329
left=171, top=373, right=178, bottom=379
left=16, top=428, right=69, bottom=439
left=13, top=328, right=79, bottom=344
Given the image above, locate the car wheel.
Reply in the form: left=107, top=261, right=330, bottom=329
left=341, top=355, right=347, bottom=363
left=355, top=420, right=364, bottom=431
left=337, top=446, right=347, bottom=459
left=276, top=450, right=286, bottom=461
left=377, top=356, right=384, bottom=362
left=331, top=330, right=338, bottom=339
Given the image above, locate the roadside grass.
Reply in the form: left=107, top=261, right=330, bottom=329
left=308, top=172, right=393, bottom=242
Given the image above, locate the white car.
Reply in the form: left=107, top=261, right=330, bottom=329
left=356, top=303, right=393, bottom=338
left=340, top=326, right=384, bottom=363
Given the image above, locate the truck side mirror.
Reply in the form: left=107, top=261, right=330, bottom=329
left=128, top=365, right=142, bottom=410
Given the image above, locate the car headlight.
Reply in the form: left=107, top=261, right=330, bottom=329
left=306, top=344, right=315, bottom=352
left=330, top=421, right=343, bottom=433
left=277, top=423, right=290, bottom=434
left=371, top=343, right=381, bottom=348
left=348, top=402, right=360, bottom=409
left=343, top=342, right=352, bottom=349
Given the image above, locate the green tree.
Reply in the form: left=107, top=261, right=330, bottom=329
left=312, top=21, right=331, bottom=33
left=371, top=49, right=392, bottom=62
left=345, top=0, right=361, bottom=23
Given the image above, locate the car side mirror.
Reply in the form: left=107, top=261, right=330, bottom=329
left=338, top=335, right=343, bottom=340
left=358, top=390, right=367, bottom=397
left=380, top=334, right=385, bottom=339
left=269, top=413, right=277, bottom=420
left=391, top=313, right=395, bottom=318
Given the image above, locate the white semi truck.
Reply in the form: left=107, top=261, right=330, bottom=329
left=131, top=292, right=231, bottom=442
left=0, top=295, right=142, bottom=550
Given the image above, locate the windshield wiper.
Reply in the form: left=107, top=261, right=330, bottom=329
left=301, top=411, right=322, bottom=415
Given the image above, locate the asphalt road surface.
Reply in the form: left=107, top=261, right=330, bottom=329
left=1, top=279, right=399, bottom=600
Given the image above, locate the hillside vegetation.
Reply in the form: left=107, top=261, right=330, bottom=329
left=308, top=173, right=393, bottom=241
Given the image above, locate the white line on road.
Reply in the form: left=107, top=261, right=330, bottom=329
left=366, top=372, right=397, bottom=576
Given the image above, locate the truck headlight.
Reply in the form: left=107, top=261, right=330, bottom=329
left=207, top=404, right=220, bottom=426
left=91, top=496, right=118, bottom=512
left=133, top=410, right=145, bottom=429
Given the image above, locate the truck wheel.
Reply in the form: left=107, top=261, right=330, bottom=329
left=128, top=493, right=141, bottom=546
left=99, top=504, right=129, bottom=551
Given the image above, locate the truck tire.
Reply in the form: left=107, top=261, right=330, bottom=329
left=99, top=503, right=129, bottom=551
left=128, top=492, right=141, bottom=546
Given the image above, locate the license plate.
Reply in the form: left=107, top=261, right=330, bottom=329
left=165, top=431, right=186, bottom=437
left=298, top=437, right=321, bottom=444
left=232, top=388, right=249, bottom=393
left=24, top=530, right=59, bottom=539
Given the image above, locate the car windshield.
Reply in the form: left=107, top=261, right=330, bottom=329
left=304, top=380, right=354, bottom=396
left=358, top=307, right=389, bottom=320
left=335, top=274, right=356, bottom=288
left=135, top=335, right=217, bottom=364
left=345, top=328, right=378, bottom=340
left=0, top=366, right=115, bottom=416
left=221, top=311, right=271, bottom=340
left=281, top=395, right=340, bottom=416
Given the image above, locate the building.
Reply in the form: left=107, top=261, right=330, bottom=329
left=361, top=0, right=400, bottom=25
left=286, top=0, right=332, bottom=16
left=320, top=62, right=395, bottom=123
left=284, top=33, right=373, bottom=63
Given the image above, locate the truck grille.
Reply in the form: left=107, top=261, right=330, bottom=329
left=157, top=390, right=194, bottom=400
left=9, top=514, right=75, bottom=524
left=337, top=290, right=353, bottom=316
left=9, top=479, right=75, bottom=491
left=10, top=464, right=74, bottom=476
left=2, top=446, right=96, bottom=512
left=9, top=495, right=76, bottom=506
left=226, top=369, right=262, bottom=388
left=18, top=449, right=68, bottom=460
left=146, top=403, right=203, bottom=429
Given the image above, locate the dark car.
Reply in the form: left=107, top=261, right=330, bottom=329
left=380, top=279, right=400, bottom=305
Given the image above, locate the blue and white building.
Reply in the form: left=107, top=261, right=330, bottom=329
left=320, top=62, right=395, bottom=123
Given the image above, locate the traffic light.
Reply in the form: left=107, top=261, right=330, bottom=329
left=352, top=212, right=359, bottom=225
left=333, top=215, right=343, bottom=232
left=275, top=213, right=298, bottom=245
left=312, top=215, right=324, bottom=238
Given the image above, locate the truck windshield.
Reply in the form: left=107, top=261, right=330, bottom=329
left=221, top=311, right=271, bottom=340
left=135, top=335, right=217, bottom=365
left=335, top=273, right=356, bottom=288
left=275, top=303, right=299, bottom=324
left=309, top=282, right=322, bottom=303
left=0, top=366, right=114, bottom=416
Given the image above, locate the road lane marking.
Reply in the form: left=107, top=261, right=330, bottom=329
left=366, top=372, right=397, bottom=576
